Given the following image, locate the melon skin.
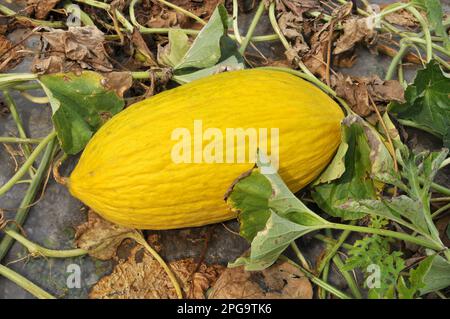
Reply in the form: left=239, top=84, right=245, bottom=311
left=69, top=69, right=344, bottom=229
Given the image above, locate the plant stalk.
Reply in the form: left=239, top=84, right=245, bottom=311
left=280, top=256, right=352, bottom=299
left=0, top=264, right=55, bottom=299
left=0, top=131, right=57, bottom=197
left=239, top=1, right=265, bottom=55
left=0, top=137, right=57, bottom=262
left=327, top=223, right=443, bottom=251
left=2, top=229, right=87, bottom=258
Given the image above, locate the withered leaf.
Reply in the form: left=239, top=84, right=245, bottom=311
left=32, top=26, right=113, bottom=74
left=131, top=30, right=158, bottom=66
left=333, top=74, right=405, bottom=119
left=436, top=215, right=450, bottom=247
left=89, top=245, right=224, bottom=299
left=333, top=52, right=357, bottom=68
left=146, top=0, right=222, bottom=29
left=278, top=12, right=310, bottom=62
left=334, top=16, right=377, bottom=55
left=75, top=210, right=135, bottom=260
left=384, top=9, right=419, bottom=27
left=27, top=0, right=60, bottom=19
left=0, top=35, right=24, bottom=72
left=208, top=260, right=313, bottom=299
left=301, top=24, right=331, bottom=78
left=276, top=0, right=320, bottom=17
left=301, top=3, right=352, bottom=78
left=101, top=71, right=133, bottom=98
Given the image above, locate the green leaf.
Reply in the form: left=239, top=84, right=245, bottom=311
left=226, top=155, right=328, bottom=270
left=172, top=5, right=244, bottom=83
left=227, top=169, right=272, bottom=241
left=175, top=5, right=228, bottom=70
left=412, top=0, right=449, bottom=50
left=389, top=61, right=450, bottom=147
left=230, top=211, right=318, bottom=271
left=404, top=255, right=435, bottom=297
left=340, top=196, right=430, bottom=236
left=420, top=254, right=450, bottom=295
left=312, top=115, right=395, bottom=220
left=343, top=217, right=405, bottom=298
left=39, top=71, right=125, bottom=154
left=157, top=29, right=190, bottom=68
left=227, top=168, right=326, bottom=241
left=414, top=149, right=448, bottom=196
left=312, top=129, right=348, bottom=185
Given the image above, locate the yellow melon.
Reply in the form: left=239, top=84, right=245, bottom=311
left=69, top=69, right=344, bottom=229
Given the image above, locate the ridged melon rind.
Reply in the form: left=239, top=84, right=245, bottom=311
left=69, top=69, right=344, bottom=229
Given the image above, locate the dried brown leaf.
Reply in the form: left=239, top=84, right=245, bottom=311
left=333, top=73, right=405, bottom=118
left=384, top=9, right=419, bottom=27
left=333, top=52, right=357, bottom=68
left=276, top=0, right=320, bottom=17
left=334, top=16, right=377, bottom=55
left=208, top=260, right=313, bottom=299
left=0, top=35, right=25, bottom=72
left=32, top=26, right=113, bottom=74
left=0, top=17, right=8, bottom=35
left=301, top=3, right=352, bottom=78
left=101, top=71, right=133, bottom=98
left=89, top=245, right=224, bottom=299
left=75, top=210, right=135, bottom=260
left=436, top=215, right=450, bottom=247
left=144, top=0, right=222, bottom=29
left=27, top=0, right=60, bottom=19
left=131, top=29, right=158, bottom=66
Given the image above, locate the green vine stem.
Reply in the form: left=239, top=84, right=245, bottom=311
left=238, top=0, right=265, bottom=55
left=406, top=6, right=432, bottom=63
left=314, top=234, right=354, bottom=250
left=2, top=229, right=87, bottom=258
left=290, top=242, right=311, bottom=270
left=0, top=137, right=42, bottom=144
left=319, top=262, right=330, bottom=299
left=421, top=178, right=450, bottom=197
left=268, top=3, right=290, bottom=49
left=385, top=39, right=409, bottom=80
left=2, top=90, right=35, bottom=177
left=377, top=2, right=412, bottom=19
left=407, top=38, right=450, bottom=57
left=317, top=227, right=447, bottom=262
left=232, top=0, right=242, bottom=44
left=0, top=137, right=57, bottom=262
left=280, top=256, right=352, bottom=299
left=332, top=254, right=362, bottom=299
left=317, top=226, right=353, bottom=275
left=0, top=264, right=55, bottom=299
left=431, top=202, right=450, bottom=219
left=327, top=222, right=444, bottom=252
left=0, top=131, right=57, bottom=197
left=128, top=231, right=183, bottom=299
left=318, top=229, right=334, bottom=299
